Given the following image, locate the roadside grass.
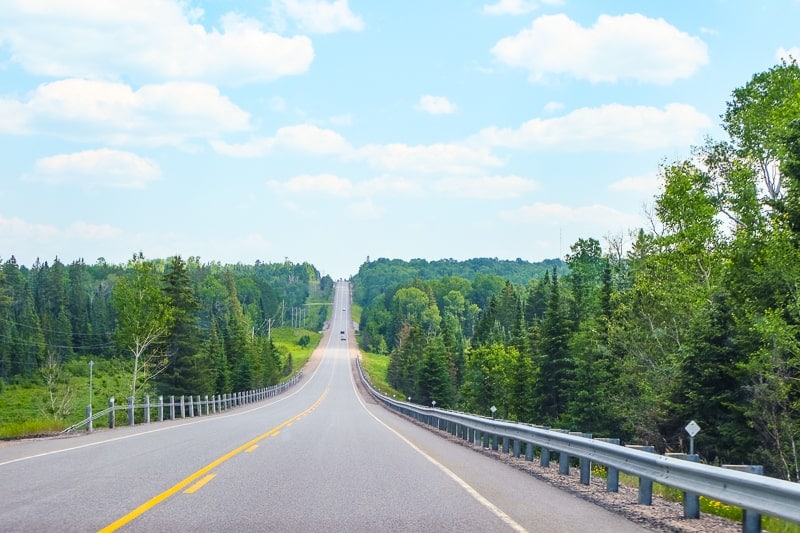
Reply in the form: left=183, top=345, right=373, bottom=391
left=0, top=357, right=134, bottom=438
left=350, top=303, right=362, bottom=327
left=0, top=327, right=323, bottom=439
left=270, top=326, right=322, bottom=376
left=605, top=468, right=799, bottom=532
left=359, top=350, right=402, bottom=398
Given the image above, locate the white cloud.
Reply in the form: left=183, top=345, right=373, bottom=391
left=23, top=149, right=161, bottom=189
left=275, top=0, right=364, bottom=34
left=483, top=0, right=541, bottom=15
left=609, top=174, right=662, bottom=195
left=359, top=143, right=503, bottom=175
left=434, top=175, right=539, bottom=199
left=269, top=173, right=354, bottom=195
left=415, top=95, right=457, bottom=115
left=0, top=215, right=59, bottom=241
left=501, top=202, right=643, bottom=230
left=777, top=46, right=800, bottom=61
left=0, top=99, right=30, bottom=134
left=346, top=199, right=384, bottom=219
left=476, top=103, right=712, bottom=151
left=359, top=176, right=423, bottom=196
left=0, top=1, right=313, bottom=84
left=491, top=13, right=708, bottom=84
left=275, top=124, right=353, bottom=155
left=66, top=221, right=123, bottom=240
left=1, top=79, right=251, bottom=146
left=212, top=124, right=352, bottom=157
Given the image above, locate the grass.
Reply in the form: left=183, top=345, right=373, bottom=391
left=0, top=327, right=325, bottom=439
left=270, top=326, right=322, bottom=375
left=609, top=469, right=800, bottom=532
left=0, top=357, right=135, bottom=438
left=359, top=350, right=403, bottom=399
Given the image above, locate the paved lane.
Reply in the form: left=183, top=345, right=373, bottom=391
left=0, top=282, right=645, bottom=532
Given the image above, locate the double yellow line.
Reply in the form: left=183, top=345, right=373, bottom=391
left=99, top=389, right=328, bottom=532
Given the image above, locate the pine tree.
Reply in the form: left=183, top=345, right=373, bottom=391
left=415, top=335, right=455, bottom=408
left=159, top=256, right=205, bottom=396
left=535, top=267, right=573, bottom=423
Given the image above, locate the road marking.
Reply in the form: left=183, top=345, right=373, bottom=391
left=350, top=367, right=528, bottom=533
left=98, top=389, right=328, bottom=533
left=245, top=444, right=258, bottom=453
left=184, top=474, right=216, bottom=494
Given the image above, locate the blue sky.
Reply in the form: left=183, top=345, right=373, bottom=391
left=1, top=1, right=798, bottom=279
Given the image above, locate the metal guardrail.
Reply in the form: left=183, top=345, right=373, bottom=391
left=62, top=372, right=304, bottom=434
left=356, top=358, right=800, bottom=526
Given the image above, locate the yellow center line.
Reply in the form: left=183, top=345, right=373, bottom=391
left=245, top=444, right=258, bottom=453
left=184, top=474, right=216, bottom=494
left=98, top=388, right=328, bottom=533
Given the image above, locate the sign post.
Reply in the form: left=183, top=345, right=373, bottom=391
left=685, top=420, right=701, bottom=455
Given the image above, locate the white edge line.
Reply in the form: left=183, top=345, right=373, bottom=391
left=349, top=357, right=528, bottom=533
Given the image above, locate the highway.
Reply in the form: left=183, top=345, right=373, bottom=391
left=0, top=281, right=646, bottom=532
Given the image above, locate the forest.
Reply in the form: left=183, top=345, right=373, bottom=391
left=353, top=60, right=800, bottom=482
left=0, top=253, right=333, bottom=416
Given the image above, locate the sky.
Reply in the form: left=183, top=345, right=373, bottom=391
left=1, top=1, right=799, bottom=280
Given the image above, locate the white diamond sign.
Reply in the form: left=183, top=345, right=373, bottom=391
left=685, top=420, right=701, bottom=437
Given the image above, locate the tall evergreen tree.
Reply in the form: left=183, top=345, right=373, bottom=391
left=387, top=322, right=426, bottom=397
left=159, top=256, right=205, bottom=396
left=415, top=335, right=455, bottom=408
left=535, top=268, right=573, bottom=423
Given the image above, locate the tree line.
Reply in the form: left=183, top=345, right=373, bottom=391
left=0, top=253, right=333, bottom=399
left=353, top=60, right=800, bottom=481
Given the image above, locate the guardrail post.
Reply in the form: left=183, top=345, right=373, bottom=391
left=109, top=397, right=115, bottom=428
left=541, top=446, right=550, bottom=467
left=483, top=432, right=490, bottom=448
left=580, top=433, right=592, bottom=484
left=491, top=434, right=499, bottom=451
left=170, top=395, right=175, bottom=420
left=667, top=453, right=700, bottom=518
left=127, top=396, right=134, bottom=426
left=723, top=465, right=764, bottom=532
left=180, top=395, right=186, bottom=418
left=144, top=395, right=150, bottom=424
left=525, top=442, right=534, bottom=461
left=86, top=404, right=93, bottom=433
left=559, top=450, right=570, bottom=475
left=513, top=439, right=521, bottom=458
left=188, top=395, right=194, bottom=417
left=158, top=396, right=164, bottom=422
left=594, top=438, right=620, bottom=491
left=625, top=445, right=655, bottom=504
left=204, top=395, right=209, bottom=415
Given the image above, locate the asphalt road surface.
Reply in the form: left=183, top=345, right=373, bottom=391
left=0, top=282, right=646, bottom=532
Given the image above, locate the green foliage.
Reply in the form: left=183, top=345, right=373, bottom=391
left=0, top=254, right=326, bottom=436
